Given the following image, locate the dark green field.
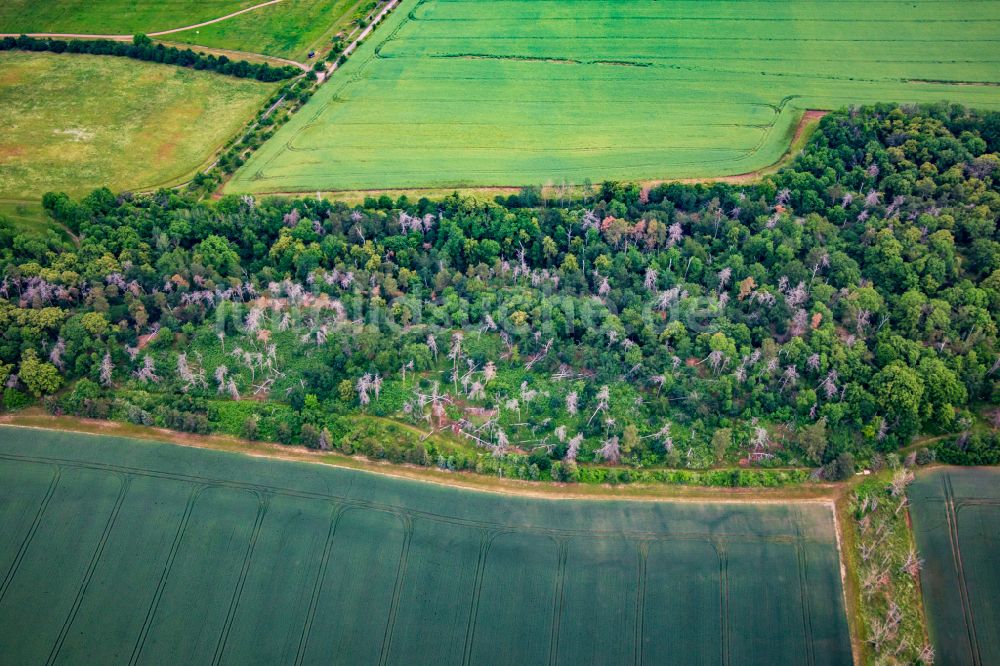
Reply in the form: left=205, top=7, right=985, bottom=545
left=909, top=468, right=1000, bottom=666
left=0, top=426, right=851, bottom=664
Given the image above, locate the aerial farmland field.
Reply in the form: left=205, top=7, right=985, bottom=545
left=0, top=0, right=365, bottom=62
left=228, top=0, right=1000, bottom=194
left=0, top=51, right=274, bottom=200
left=167, top=0, right=370, bottom=61
left=0, top=426, right=852, bottom=664
left=0, top=0, right=259, bottom=35
left=909, top=468, right=1000, bottom=666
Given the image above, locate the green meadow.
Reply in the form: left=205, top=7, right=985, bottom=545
left=0, top=0, right=368, bottom=61
left=229, top=0, right=1000, bottom=193
left=168, top=0, right=368, bottom=61
left=0, top=426, right=852, bottom=664
left=0, top=52, right=274, bottom=200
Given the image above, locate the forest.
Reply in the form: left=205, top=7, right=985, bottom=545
left=2, top=103, right=998, bottom=484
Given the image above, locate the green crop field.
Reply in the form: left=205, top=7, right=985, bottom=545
left=168, top=0, right=368, bottom=62
left=909, top=468, right=1000, bottom=666
left=0, top=0, right=366, bottom=62
left=228, top=0, right=1000, bottom=194
left=0, top=51, right=274, bottom=200
left=0, top=426, right=852, bottom=664
left=0, top=0, right=258, bottom=35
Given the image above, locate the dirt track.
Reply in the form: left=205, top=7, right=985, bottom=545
left=0, top=0, right=284, bottom=40
left=0, top=413, right=843, bottom=503
left=0, top=0, right=309, bottom=70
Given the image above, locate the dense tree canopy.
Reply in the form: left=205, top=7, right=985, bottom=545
left=2, top=103, right=998, bottom=482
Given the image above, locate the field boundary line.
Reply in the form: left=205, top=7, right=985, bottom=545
left=0, top=421, right=840, bottom=505
left=46, top=474, right=131, bottom=665
left=634, top=541, right=649, bottom=666
left=795, top=536, right=817, bottom=666
left=293, top=503, right=347, bottom=665
left=717, top=542, right=730, bottom=666
left=212, top=493, right=272, bottom=665
left=547, top=538, right=569, bottom=666
left=0, top=465, right=60, bottom=605
left=943, top=474, right=983, bottom=665
left=323, top=0, right=402, bottom=79
left=128, top=483, right=204, bottom=666
left=377, top=513, right=414, bottom=666
left=460, top=528, right=495, bottom=665
left=0, top=449, right=833, bottom=542
left=150, top=0, right=285, bottom=37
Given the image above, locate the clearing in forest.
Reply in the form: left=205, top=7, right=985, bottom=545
left=909, top=468, right=1000, bottom=666
left=0, top=426, right=853, bottom=664
left=0, top=51, right=274, bottom=200
left=228, top=0, right=1000, bottom=194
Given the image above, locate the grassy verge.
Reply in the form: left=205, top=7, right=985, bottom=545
left=0, top=0, right=257, bottom=34
left=0, top=199, right=46, bottom=232
left=0, top=51, right=274, bottom=200
left=0, top=410, right=841, bottom=502
left=167, top=0, right=368, bottom=62
left=847, top=471, right=934, bottom=664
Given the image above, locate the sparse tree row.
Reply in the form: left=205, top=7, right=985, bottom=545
left=851, top=468, right=934, bottom=664
left=1, top=103, right=998, bottom=484
left=0, top=34, right=300, bottom=82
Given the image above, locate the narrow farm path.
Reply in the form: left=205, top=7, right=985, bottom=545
left=0, top=0, right=285, bottom=40
left=320, top=0, right=400, bottom=81
left=148, top=0, right=285, bottom=37
left=0, top=0, right=310, bottom=69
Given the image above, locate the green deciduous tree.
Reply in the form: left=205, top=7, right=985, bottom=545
left=19, top=349, right=62, bottom=397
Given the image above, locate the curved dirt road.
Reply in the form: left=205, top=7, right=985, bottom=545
left=0, top=0, right=284, bottom=40
left=0, top=0, right=309, bottom=71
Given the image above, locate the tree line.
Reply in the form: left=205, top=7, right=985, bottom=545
left=1, top=103, right=998, bottom=483
left=0, top=34, right=300, bottom=82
